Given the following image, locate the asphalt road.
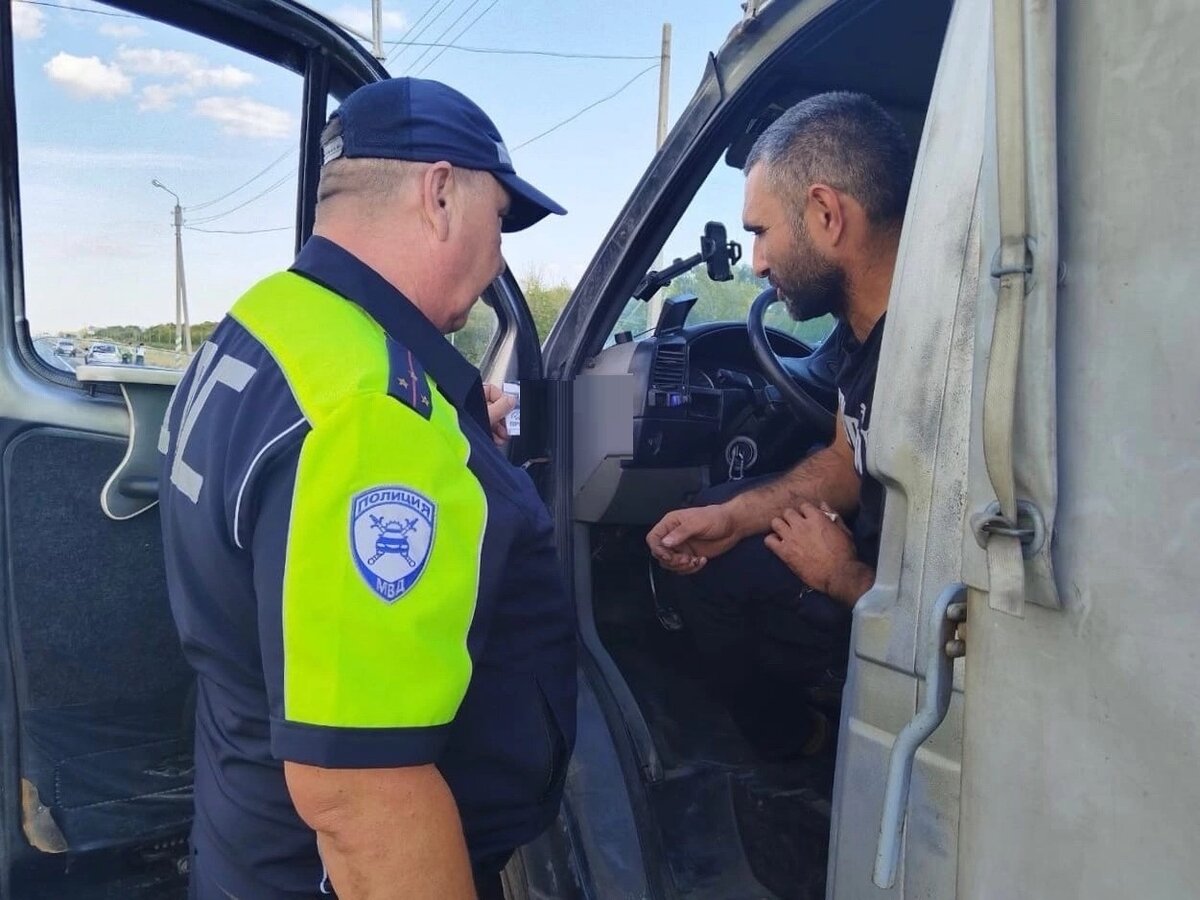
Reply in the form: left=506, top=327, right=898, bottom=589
left=31, top=338, right=187, bottom=372
left=32, top=337, right=80, bottom=373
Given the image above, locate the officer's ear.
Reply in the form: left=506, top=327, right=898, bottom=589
left=421, top=161, right=455, bottom=241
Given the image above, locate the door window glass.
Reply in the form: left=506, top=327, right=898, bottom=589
left=12, top=1, right=302, bottom=370
left=451, top=298, right=499, bottom=368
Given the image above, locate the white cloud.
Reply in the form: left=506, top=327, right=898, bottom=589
left=190, top=64, right=255, bottom=90
left=21, top=144, right=208, bottom=170
left=117, top=47, right=254, bottom=104
left=194, top=96, right=293, bottom=140
left=44, top=53, right=132, bottom=100
left=117, top=47, right=202, bottom=77
left=99, top=23, right=146, bottom=39
left=12, top=3, right=46, bottom=40
left=331, top=5, right=406, bottom=38
left=139, top=83, right=181, bottom=112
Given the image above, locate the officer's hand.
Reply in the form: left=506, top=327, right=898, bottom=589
left=483, top=383, right=517, bottom=447
left=646, top=504, right=741, bottom=575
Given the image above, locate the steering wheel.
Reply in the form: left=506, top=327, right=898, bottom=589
left=747, top=287, right=838, bottom=443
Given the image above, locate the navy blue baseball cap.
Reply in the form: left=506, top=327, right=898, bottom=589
left=323, top=77, right=566, bottom=233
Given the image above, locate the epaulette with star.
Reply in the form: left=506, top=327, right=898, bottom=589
left=385, top=337, right=433, bottom=419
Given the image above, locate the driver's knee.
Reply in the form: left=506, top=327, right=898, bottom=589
left=675, top=525, right=805, bottom=617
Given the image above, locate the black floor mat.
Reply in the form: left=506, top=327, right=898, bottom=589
left=12, top=845, right=188, bottom=900
left=21, top=686, right=194, bottom=853
left=647, top=767, right=832, bottom=900
left=601, top=621, right=757, bottom=771
left=590, top=531, right=833, bottom=899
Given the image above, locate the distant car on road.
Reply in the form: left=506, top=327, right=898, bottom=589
left=54, top=338, right=76, bottom=357
left=85, top=342, right=121, bottom=365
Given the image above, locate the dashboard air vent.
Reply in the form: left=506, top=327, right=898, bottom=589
left=651, top=344, right=687, bottom=389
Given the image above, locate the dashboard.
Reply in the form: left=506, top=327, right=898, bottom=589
left=572, top=320, right=842, bottom=525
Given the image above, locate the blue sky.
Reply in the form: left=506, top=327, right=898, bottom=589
left=9, top=0, right=748, bottom=333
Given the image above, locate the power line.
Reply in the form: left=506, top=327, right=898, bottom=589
left=184, top=64, right=657, bottom=225
left=13, top=0, right=144, bottom=19
left=186, top=148, right=295, bottom=212
left=395, top=42, right=657, bottom=61
left=413, top=0, right=500, bottom=77
left=187, top=171, right=293, bottom=225
left=185, top=225, right=291, bottom=235
left=511, top=63, right=659, bottom=152
left=404, top=0, right=486, bottom=75
left=17, top=0, right=657, bottom=62
left=385, top=0, right=443, bottom=65
left=387, top=0, right=454, bottom=66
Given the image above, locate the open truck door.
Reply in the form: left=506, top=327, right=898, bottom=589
left=954, top=1, right=1200, bottom=897
left=0, top=3, right=552, bottom=895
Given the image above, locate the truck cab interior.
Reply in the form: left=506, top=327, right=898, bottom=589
left=554, top=1, right=953, bottom=896
left=0, top=0, right=961, bottom=898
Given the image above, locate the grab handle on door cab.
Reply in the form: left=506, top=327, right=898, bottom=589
left=75, top=366, right=182, bottom=520
left=873, top=581, right=967, bottom=888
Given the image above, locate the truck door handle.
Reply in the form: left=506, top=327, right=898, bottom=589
left=873, top=582, right=967, bottom=888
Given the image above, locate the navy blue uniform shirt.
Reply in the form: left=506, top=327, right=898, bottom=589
left=159, top=237, right=576, bottom=899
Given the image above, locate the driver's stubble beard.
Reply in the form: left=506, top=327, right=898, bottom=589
left=776, top=219, right=848, bottom=322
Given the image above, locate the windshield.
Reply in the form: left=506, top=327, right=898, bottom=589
left=611, top=268, right=833, bottom=347
left=608, top=155, right=835, bottom=346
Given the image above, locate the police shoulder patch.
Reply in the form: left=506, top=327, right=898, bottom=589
left=350, top=485, right=437, bottom=603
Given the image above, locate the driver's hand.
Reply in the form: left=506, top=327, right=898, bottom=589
left=647, top=504, right=741, bottom=575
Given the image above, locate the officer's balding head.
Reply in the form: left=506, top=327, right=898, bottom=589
left=315, top=77, right=563, bottom=232
left=311, top=78, right=565, bottom=334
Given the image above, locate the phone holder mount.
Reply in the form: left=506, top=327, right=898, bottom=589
left=632, top=221, right=743, bottom=303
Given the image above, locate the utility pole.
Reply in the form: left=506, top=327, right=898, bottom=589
left=326, top=11, right=383, bottom=59
left=657, top=23, right=672, bottom=151
left=152, top=179, right=193, bottom=356
left=371, top=0, right=384, bottom=61
left=648, top=22, right=672, bottom=333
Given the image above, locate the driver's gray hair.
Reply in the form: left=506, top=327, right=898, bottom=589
left=745, top=92, right=913, bottom=229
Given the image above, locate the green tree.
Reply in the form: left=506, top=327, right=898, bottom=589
left=190, top=321, right=218, bottom=346
left=449, top=272, right=574, bottom=368
left=92, top=320, right=220, bottom=355
left=664, top=263, right=834, bottom=345
left=520, top=271, right=572, bottom=343
left=451, top=302, right=498, bottom=368
left=672, top=263, right=765, bottom=325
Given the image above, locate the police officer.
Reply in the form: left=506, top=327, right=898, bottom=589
left=158, top=77, right=575, bottom=899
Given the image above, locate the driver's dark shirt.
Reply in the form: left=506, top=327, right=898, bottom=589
left=836, top=313, right=886, bottom=567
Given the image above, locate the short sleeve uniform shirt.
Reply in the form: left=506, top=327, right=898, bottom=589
left=159, top=237, right=576, bottom=898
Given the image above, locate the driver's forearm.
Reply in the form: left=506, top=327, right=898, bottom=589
left=828, top=560, right=876, bottom=608
left=727, top=447, right=861, bottom=537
